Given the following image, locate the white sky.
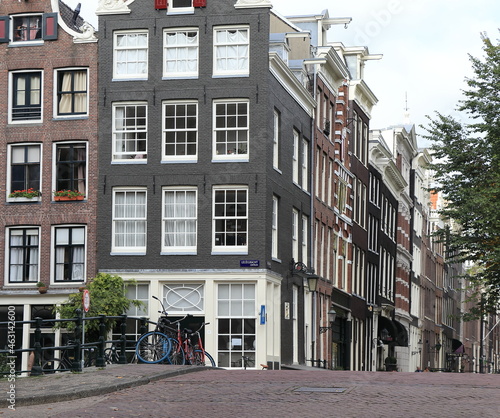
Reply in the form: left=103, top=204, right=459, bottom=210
left=66, top=0, right=499, bottom=147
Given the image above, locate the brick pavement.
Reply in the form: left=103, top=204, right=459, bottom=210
left=2, top=366, right=499, bottom=417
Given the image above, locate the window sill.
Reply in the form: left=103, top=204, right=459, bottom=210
left=212, top=74, right=249, bottom=78
left=161, top=159, right=198, bottom=164
left=53, top=115, right=89, bottom=121
left=112, top=77, right=148, bottom=82
left=112, top=159, right=148, bottom=164
left=211, top=249, right=248, bottom=255
left=212, top=158, right=249, bottom=163
left=110, top=252, right=146, bottom=256
left=161, top=251, right=197, bottom=256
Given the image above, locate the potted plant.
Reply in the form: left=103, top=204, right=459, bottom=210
left=36, top=282, right=48, bottom=294
left=53, top=190, right=85, bottom=201
left=8, top=188, right=41, bottom=199
left=385, top=356, right=398, bottom=372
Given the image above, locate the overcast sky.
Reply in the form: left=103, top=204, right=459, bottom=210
left=67, top=0, right=499, bottom=147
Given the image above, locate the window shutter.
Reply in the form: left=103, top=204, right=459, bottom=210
left=42, top=13, right=58, bottom=40
left=155, top=0, right=168, bottom=9
left=0, top=16, right=9, bottom=43
left=193, top=0, right=207, bottom=7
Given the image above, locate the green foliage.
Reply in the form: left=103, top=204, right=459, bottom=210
left=422, top=31, right=500, bottom=316
left=53, top=273, right=143, bottom=339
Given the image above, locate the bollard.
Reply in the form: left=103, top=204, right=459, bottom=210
left=95, top=314, right=107, bottom=368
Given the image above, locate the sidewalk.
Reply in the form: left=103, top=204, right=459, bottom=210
left=2, top=364, right=211, bottom=408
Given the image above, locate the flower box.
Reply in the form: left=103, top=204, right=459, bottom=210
left=54, top=195, right=84, bottom=201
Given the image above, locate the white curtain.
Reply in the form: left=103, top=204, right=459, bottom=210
left=165, top=31, right=198, bottom=73
left=115, top=192, right=146, bottom=247
left=9, top=231, right=38, bottom=282
left=164, top=191, right=196, bottom=247
left=216, top=30, right=248, bottom=72
left=116, top=34, right=148, bottom=75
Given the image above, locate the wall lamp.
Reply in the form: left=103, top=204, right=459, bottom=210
left=427, top=339, right=442, bottom=353
left=319, top=309, right=337, bottom=334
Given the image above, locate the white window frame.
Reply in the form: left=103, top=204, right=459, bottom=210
left=113, top=30, right=149, bottom=80
left=301, top=214, right=308, bottom=265
left=53, top=68, right=89, bottom=119
left=112, top=188, right=147, bottom=254
left=167, top=0, right=195, bottom=15
left=212, top=99, right=249, bottom=161
left=301, top=138, right=309, bottom=192
left=51, top=225, right=86, bottom=284
left=162, top=100, right=198, bottom=162
left=6, top=143, right=42, bottom=202
left=163, top=283, right=204, bottom=313
left=8, top=70, right=43, bottom=124
left=6, top=226, right=40, bottom=285
left=163, top=28, right=199, bottom=78
left=52, top=142, right=87, bottom=199
left=217, top=283, right=256, bottom=368
left=292, top=130, right=299, bottom=185
left=213, top=26, right=249, bottom=77
left=112, top=102, right=148, bottom=162
left=10, top=14, right=43, bottom=45
left=292, top=208, right=299, bottom=262
left=272, top=195, right=279, bottom=260
left=162, top=187, right=198, bottom=254
left=212, top=186, right=248, bottom=254
left=273, top=110, right=280, bottom=170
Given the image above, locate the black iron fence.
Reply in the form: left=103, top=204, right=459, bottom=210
left=0, top=310, right=153, bottom=376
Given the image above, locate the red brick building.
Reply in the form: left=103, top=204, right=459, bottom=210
left=0, top=0, right=97, bottom=372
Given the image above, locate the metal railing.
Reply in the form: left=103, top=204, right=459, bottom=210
left=0, top=310, right=151, bottom=376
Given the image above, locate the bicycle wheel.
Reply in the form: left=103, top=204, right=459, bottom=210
left=41, top=358, right=66, bottom=374
left=167, top=339, right=185, bottom=365
left=136, top=331, right=171, bottom=364
left=193, top=349, right=216, bottom=367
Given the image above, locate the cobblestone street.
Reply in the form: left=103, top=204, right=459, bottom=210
left=4, top=369, right=499, bottom=418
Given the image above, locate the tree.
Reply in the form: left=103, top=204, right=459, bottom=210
left=53, top=273, right=143, bottom=340
left=422, top=32, right=500, bottom=317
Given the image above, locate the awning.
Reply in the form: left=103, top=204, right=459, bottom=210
left=378, top=316, right=397, bottom=344
left=452, top=338, right=465, bottom=353
left=393, top=320, right=408, bottom=347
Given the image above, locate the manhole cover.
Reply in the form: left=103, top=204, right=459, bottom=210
left=294, top=387, right=347, bottom=393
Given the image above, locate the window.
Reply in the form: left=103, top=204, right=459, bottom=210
left=217, top=283, right=256, bottom=368
left=8, top=228, right=39, bottom=283
left=126, top=284, right=149, bottom=317
left=213, top=100, right=248, bottom=160
left=55, top=69, right=88, bottom=117
left=113, top=31, right=148, bottom=79
left=10, top=71, right=42, bottom=122
left=54, top=143, right=86, bottom=195
left=168, top=0, right=194, bottom=13
left=163, top=101, right=197, bottom=161
left=273, top=110, right=280, bottom=170
left=301, top=138, right=309, bottom=192
left=4, top=13, right=58, bottom=44
left=162, top=187, right=197, bottom=253
left=272, top=195, right=279, bottom=259
left=292, top=208, right=299, bottom=261
left=213, top=187, right=248, bottom=253
left=8, top=144, right=41, bottom=200
left=292, top=130, right=299, bottom=184
left=54, top=226, right=85, bottom=282
left=163, top=283, right=204, bottom=313
left=301, top=214, right=308, bottom=265
left=213, top=26, right=249, bottom=76
left=163, top=29, right=198, bottom=78
left=112, top=103, right=147, bottom=161
left=112, top=189, right=147, bottom=253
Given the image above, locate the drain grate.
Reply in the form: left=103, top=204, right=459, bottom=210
left=294, top=387, right=347, bottom=393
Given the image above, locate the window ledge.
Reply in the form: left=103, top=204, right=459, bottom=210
left=161, top=159, right=198, bottom=164
left=112, top=160, right=148, bottom=164
left=110, top=252, right=146, bottom=256
left=161, top=251, right=197, bottom=256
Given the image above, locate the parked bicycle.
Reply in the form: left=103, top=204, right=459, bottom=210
left=42, top=342, right=96, bottom=373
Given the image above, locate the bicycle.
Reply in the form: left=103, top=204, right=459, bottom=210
left=135, top=295, right=177, bottom=363
left=180, top=323, right=216, bottom=367
left=42, top=341, right=96, bottom=373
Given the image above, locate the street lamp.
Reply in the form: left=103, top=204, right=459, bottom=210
left=319, top=309, right=337, bottom=334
